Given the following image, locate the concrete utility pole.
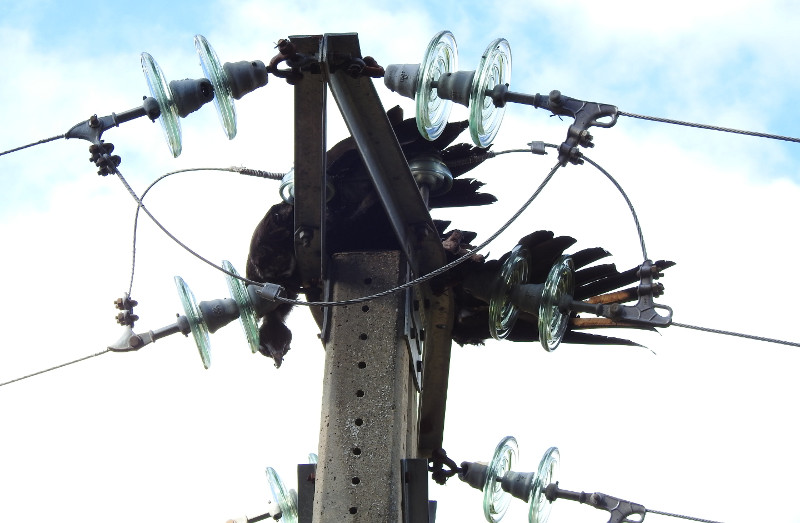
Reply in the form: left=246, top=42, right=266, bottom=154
left=313, top=251, right=417, bottom=522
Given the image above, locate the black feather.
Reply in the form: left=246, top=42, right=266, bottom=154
left=246, top=111, right=676, bottom=366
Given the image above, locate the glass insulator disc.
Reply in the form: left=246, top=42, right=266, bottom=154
left=489, top=245, right=529, bottom=340
left=266, top=466, right=298, bottom=523
left=538, top=255, right=574, bottom=352
left=482, top=435, right=518, bottom=523
left=529, top=447, right=560, bottom=523
left=222, top=260, right=259, bottom=354
left=415, top=30, right=458, bottom=141
left=195, top=34, right=237, bottom=140
left=173, top=276, right=211, bottom=369
left=469, top=38, right=511, bottom=148
left=141, top=52, right=182, bottom=157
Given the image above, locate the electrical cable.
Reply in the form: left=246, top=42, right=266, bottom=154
left=113, top=152, right=800, bottom=348
left=127, top=166, right=287, bottom=295
left=0, top=155, right=562, bottom=386
left=112, top=152, right=563, bottom=307
left=488, top=145, right=648, bottom=260
left=5, top=146, right=799, bottom=387
left=0, top=349, right=110, bottom=387
left=270, top=159, right=564, bottom=307
left=672, top=322, right=800, bottom=347
left=619, top=111, right=800, bottom=144
left=0, top=133, right=66, bottom=156
left=647, top=508, right=724, bottom=523
left=581, top=154, right=648, bottom=261
left=577, top=154, right=799, bottom=347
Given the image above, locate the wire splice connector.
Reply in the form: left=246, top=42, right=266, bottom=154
left=527, top=141, right=548, bottom=155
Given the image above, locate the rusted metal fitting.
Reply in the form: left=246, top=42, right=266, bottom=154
left=362, top=56, right=385, bottom=78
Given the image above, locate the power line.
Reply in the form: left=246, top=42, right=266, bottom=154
left=0, top=349, right=110, bottom=387
left=619, top=111, right=800, bottom=143
left=113, top=151, right=563, bottom=307
left=672, top=322, right=800, bottom=347
left=582, top=153, right=648, bottom=261
left=648, top=507, right=724, bottom=523
left=0, top=134, right=66, bottom=156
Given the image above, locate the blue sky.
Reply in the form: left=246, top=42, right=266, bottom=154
left=1, top=1, right=800, bottom=523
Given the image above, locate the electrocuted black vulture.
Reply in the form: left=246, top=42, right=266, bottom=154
left=246, top=106, right=672, bottom=367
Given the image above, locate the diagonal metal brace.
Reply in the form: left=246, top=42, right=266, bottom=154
left=323, top=33, right=446, bottom=278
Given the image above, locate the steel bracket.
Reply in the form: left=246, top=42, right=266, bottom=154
left=401, top=458, right=436, bottom=523
left=297, top=463, right=316, bottom=523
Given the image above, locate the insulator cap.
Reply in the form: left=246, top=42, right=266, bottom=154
left=458, top=461, right=489, bottom=491
left=384, top=63, right=420, bottom=99
left=408, top=155, right=453, bottom=196
left=223, top=60, right=268, bottom=100
left=435, top=70, right=475, bottom=107
left=169, top=78, right=215, bottom=118
left=197, top=298, right=240, bottom=334
left=500, top=469, right=536, bottom=501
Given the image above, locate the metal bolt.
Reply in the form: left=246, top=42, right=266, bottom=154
left=295, top=227, right=313, bottom=247
left=569, top=147, right=584, bottom=165
left=415, top=224, right=432, bottom=241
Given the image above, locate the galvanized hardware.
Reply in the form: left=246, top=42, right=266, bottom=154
left=428, top=448, right=463, bottom=486
left=113, top=293, right=139, bottom=326
left=599, top=259, right=672, bottom=327
left=544, top=483, right=646, bottom=523
left=88, top=142, right=121, bottom=176
left=254, top=282, right=287, bottom=308
left=487, top=85, right=619, bottom=166
left=268, top=38, right=319, bottom=84
left=107, top=315, right=191, bottom=353
left=65, top=97, right=161, bottom=145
